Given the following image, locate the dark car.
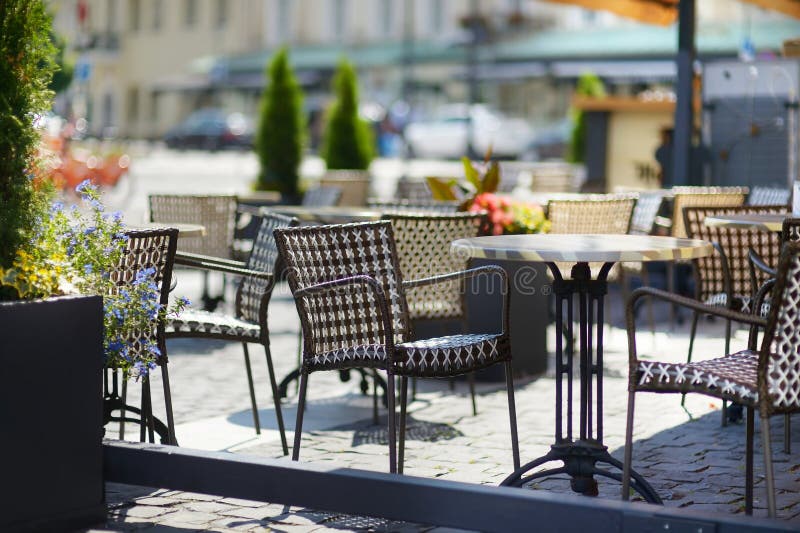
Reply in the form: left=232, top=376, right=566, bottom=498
left=164, top=109, right=254, bottom=150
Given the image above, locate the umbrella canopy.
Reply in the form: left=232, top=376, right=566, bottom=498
left=545, top=0, right=800, bottom=24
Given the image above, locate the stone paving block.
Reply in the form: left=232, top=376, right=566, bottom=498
left=220, top=505, right=289, bottom=520
left=132, top=497, right=176, bottom=507
left=116, top=505, right=176, bottom=520
left=218, top=497, right=268, bottom=508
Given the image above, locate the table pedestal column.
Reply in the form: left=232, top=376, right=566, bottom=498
left=500, top=262, right=661, bottom=504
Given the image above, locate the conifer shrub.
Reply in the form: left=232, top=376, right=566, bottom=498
left=321, top=59, right=374, bottom=170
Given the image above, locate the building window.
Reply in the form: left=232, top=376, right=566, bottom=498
left=185, top=0, right=197, bottom=27
left=430, top=0, right=444, bottom=34
left=332, top=0, right=346, bottom=41
left=129, top=0, right=140, bottom=31
left=380, top=0, right=391, bottom=36
left=150, top=91, right=159, bottom=121
left=152, top=0, right=162, bottom=30
left=106, top=0, right=118, bottom=33
left=214, top=0, right=227, bottom=29
left=127, top=87, right=139, bottom=123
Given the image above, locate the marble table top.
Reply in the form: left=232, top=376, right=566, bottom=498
left=264, top=205, right=383, bottom=224
left=703, top=212, right=789, bottom=233
left=127, top=222, right=206, bottom=238
left=451, top=234, right=713, bottom=263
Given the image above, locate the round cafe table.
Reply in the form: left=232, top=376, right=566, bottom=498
left=450, top=234, right=713, bottom=503
left=703, top=212, right=789, bottom=233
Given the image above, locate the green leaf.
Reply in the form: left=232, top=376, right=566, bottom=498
left=462, top=156, right=481, bottom=190
left=482, top=161, right=500, bottom=193
left=426, top=177, right=459, bottom=201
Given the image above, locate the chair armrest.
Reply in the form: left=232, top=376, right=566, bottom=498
left=749, top=248, right=776, bottom=278
left=403, top=265, right=510, bottom=336
left=175, top=251, right=272, bottom=280
left=293, top=275, right=396, bottom=353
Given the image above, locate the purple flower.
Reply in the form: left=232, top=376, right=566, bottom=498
left=75, top=179, right=94, bottom=195
left=50, top=202, right=64, bottom=213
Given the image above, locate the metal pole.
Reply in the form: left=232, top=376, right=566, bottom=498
left=672, top=0, right=696, bottom=186
left=467, top=0, right=480, bottom=159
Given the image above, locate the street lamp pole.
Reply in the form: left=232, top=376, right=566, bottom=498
left=466, top=0, right=480, bottom=159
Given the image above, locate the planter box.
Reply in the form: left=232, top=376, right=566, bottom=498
left=466, top=259, right=549, bottom=380
left=0, top=295, right=106, bottom=532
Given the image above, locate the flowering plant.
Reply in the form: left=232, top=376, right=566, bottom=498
left=0, top=180, right=188, bottom=379
left=468, top=192, right=549, bottom=235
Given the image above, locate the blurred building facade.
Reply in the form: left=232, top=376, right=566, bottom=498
left=50, top=0, right=797, bottom=140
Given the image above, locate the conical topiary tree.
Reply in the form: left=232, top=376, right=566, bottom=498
left=0, top=0, right=56, bottom=283
left=321, top=59, right=374, bottom=170
left=255, top=47, right=305, bottom=195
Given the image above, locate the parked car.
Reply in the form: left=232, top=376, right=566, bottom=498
left=403, top=104, right=534, bottom=159
left=164, top=109, right=254, bottom=150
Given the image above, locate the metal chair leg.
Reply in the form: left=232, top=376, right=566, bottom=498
left=264, top=344, right=289, bottom=456
left=372, top=369, right=379, bottom=425
left=468, top=373, right=477, bottom=416
left=161, top=364, right=177, bottom=445
left=641, top=267, right=655, bottom=335
left=681, top=310, right=699, bottom=408
left=292, top=372, right=308, bottom=461
left=119, top=376, right=128, bottom=440
left=387, top=371, right=398, bottom=474
left=504, top=361, right=520, bottom=471
left=242, top=343, right=261, bottom=434
left=622, top=389, right=635, bottom=501
left=761, top=412, right=777, bottom=518
left=399, top=376, right=408, bottom=475
left=784, top=414, right=791, bottom=454
left=667, top=262, right=676, bottom=328
left=745, top=406, right=754, bottom=515
left=411, top=377, right=417, bottom=402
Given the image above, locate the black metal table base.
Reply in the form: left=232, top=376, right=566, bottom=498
left=500, top=261, right=661, bottom=504
left=500, top=440, right=661, bottom=503
left=102, top=369, right=176, bottom=445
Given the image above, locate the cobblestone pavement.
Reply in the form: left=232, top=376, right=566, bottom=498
left=88, top=271, right=800, bottom=532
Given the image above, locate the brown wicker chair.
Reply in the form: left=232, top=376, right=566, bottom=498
left=106, top=228, right=179, bottom=445
left=320, top=170, right=371, bottom=206
left=164, top=213, right=296, bottom=455
left=302, top=186, right=342, bottom=208
left=368, top=199, right=460, bottom=214
left=274, top=221, right=520, bottom=474
left=623, top=241, right=800, bottom=518
left=384, top=212, right=490, bottom=414
left=149, top=194, right=238, bottom=310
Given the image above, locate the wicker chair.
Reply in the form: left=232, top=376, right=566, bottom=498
left=395, top=178, right=432, bottom=202
left=368, top=199, right=460, bottom=214
left=302, top=186, right=342, bottom=208
left=149, top=194, right=237, bottom=310
left=664, top=188, right=747, bottom=325
left=623, top=242, right=800, bottom=518
left=747, top=186, right=790, bottom=206
left=274, top=221, right=520, bottom=474
left=546, top=195, right=637, bottom=280
left=682, top=204, right=786, bottom=362
left=164, top=213, right=296, bottom=455
left=320, top=170, right=371, bottom=206
left=106, top=228, right=179, bottom=445
left=384, top=212, right=490, bottom=414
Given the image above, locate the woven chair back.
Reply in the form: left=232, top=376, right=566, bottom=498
left=148, top=194, right=236, bottom=258
left=396, top=178, right=432, bottom=202
left=630, top=192, right=666, bottom=235
left=302, top=186, right=342, bottom=208
left=111, top=228, right=178, bottom=365
left=235, top=213, right=299, bottom=323
left=761, top=242, right=800, bottom=413
left=670, top=187, right=747, bottom=239
left=547, top=195, right=636, bottom=234
left=274, top=221, right=410, bottom=357
left=748, top=186, right=790, bottom=206
left=385, top=212, right=489, bottom=321
left=368, top=199, right=460, bottom=214
left=684, top=205, right=786, bottom=308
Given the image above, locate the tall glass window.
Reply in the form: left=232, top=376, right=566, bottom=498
left=380, top=0, right=391, bottom=36
left=277, top=0, right=290, bottom=42
left=214, top=0, right=227, bottom=29
left=185, top=0, right=197, bottom=27
left=128, top=0, right=140, bottom=32
left=430, top=0, right=444, bottom=34
left=332, top=0, right=346, bottom=41
left=152, top=0, right=162, bottom=30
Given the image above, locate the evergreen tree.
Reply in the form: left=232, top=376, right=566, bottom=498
left=567, top=72, right=606, bottom=164
left=0, top=1, right=57, bottom=272
left=255, top=47, right=305, bottom=195
left=321, top=59, right=374, bottom=170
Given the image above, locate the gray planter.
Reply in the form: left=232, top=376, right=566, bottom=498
left=0, top=295, right=106, bottom=532
left=466, top=259, right=549, bottom=380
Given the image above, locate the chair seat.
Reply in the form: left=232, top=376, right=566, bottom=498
left=166, top=309, right=260, bottom=340
left=397, top=333, right=510, bottom=377
left=635, top=350, right=759, bottom=405
left=306, top=333, right=510, bottom=377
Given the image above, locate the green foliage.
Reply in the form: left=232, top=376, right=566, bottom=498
left=567, top=72, right=606, bottom=164
left=48, top=30, right=73, bottom=94
left=321, top=59, right=374, bottom=170
left=0, top=0, right=57, bottom=278
left=255, top=47, right=305, bottom=195
left=427, top=149, right=500, bottom=206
